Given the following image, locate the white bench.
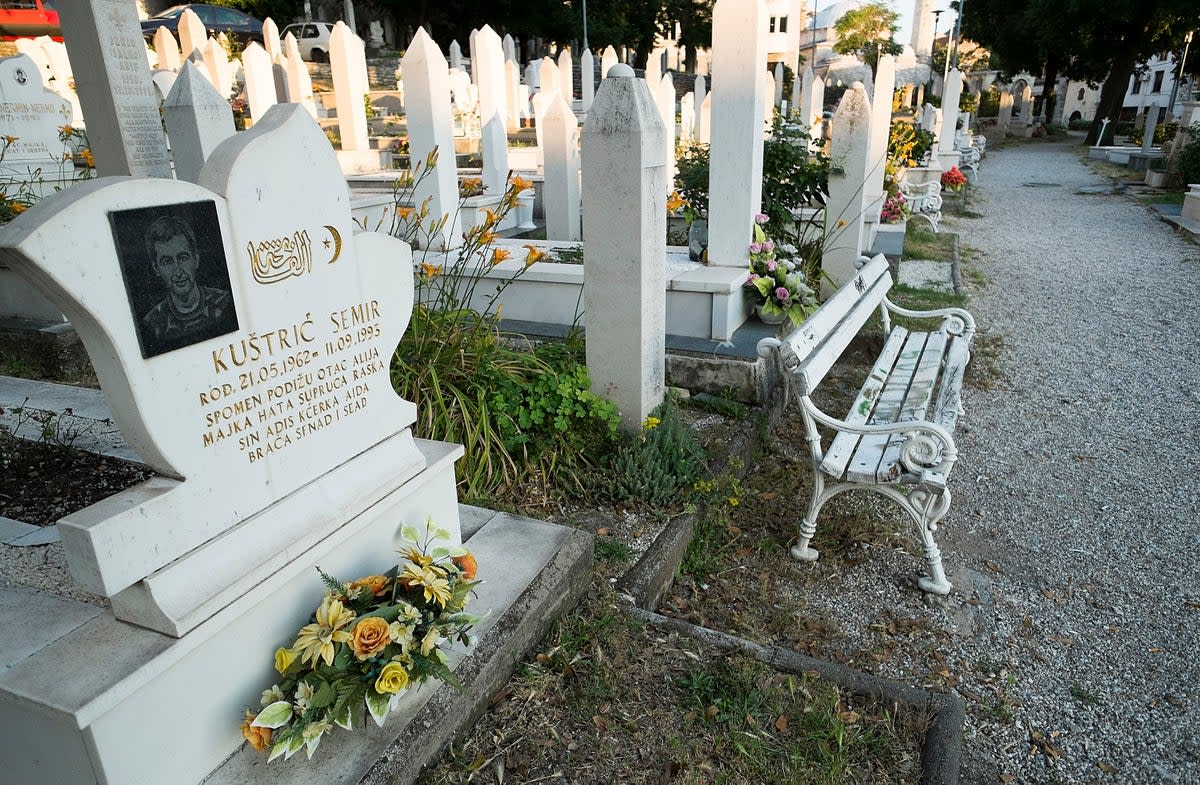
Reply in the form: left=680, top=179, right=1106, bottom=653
left=956, top=145, right=982, bottom=181
left=757, top=254, right=976, bottom=594
left=899, top=180, right=943, bottom=233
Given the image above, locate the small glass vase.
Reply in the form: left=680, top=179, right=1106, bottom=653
left=754, top=303, right=787, bottom=325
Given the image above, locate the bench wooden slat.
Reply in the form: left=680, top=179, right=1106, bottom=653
left=793, top=271, right=893, bottom=396
left=844, top=331, right=931, bottom=483
left=866, top=331, right=950, bottom=483
left=819, top=326, right=910, bottom=479
left=932, top=336, right=970, bottom=431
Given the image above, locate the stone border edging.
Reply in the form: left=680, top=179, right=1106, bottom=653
left=629, top=608, right=965, bottom=785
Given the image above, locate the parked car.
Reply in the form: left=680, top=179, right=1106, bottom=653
left=141, top=4, right=263, bottom=46
left=280, top=21, right=333, bottom=62
left=0, top=0, right=59, bottom=40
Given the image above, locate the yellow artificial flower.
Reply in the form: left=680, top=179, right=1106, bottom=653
left=375, top=662, right=410, bottom=694
left=643, top=416, right=661, bottom=430
left=241, top=710, right=272, bottom=751
left=523, top=244, right=545, bottom=267
left=400, top=545, right=434, bottom=568
left=293, top=596, right=356, bottom=667
left=419, top=627, right=444, bottom=656
left=666, top=191, right=687, bottom=213
left=400, top=562, right=452, bottom=606
left=350, top=616, right=392, bottom=660
left=509, top=175, right=532, bottom=193
left=388, top=620, right=417, bottom=652
left=347, top=575, right=390, bottom=598
left=80, top=148, right=94, bottom=168
left=481, top=207, right=501, bottom=227
left=9, top=202, right=27, bottom=215
left=491, top=248, right=511, bottom=266
left=273, top=646, right=298, bottom=674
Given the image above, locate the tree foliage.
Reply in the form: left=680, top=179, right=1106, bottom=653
left=832, top=2, right=904, bottom=75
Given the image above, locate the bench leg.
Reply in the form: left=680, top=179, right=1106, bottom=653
left=790, top=473, right=826, bottom=562
left=907, top=487, right=953, bottom=595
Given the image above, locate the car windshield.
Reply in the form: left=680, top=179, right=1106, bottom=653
left=152, top=5, right=190, bottom=19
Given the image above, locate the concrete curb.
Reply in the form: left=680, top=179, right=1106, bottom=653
left=629, top=609, right=965, bottom=785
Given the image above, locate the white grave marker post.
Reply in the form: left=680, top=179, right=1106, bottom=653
left=773, top=60, right=784, bottom=106
left=580, top=47, right=594, bottom=111
left=153, top=27, right=182, bottom=70
left=823, top=82, right=872, bottom=291
left=55, top=0, right=171, bottom=178
left=284, top=33, right=318, bottom=117
left=799, top=65, right=814, bottom=123
left=448, top=38, right=463, bottom=70
left=694, top=73, right=706, bottom=112
left=503, top=33, right=517, bottom=63
left=539, top=56, right=559, bottom=97
left=505, top=58, right=522, bottom=131
left=698, top=91, right=712, bottom=142
left=557, top=47, right=573, bottom=101
left=241, top=42, right=278, bottom=125
left=543, top=94, right=581, bottom=240
left=262, top=17, right=283, bottom=61
left=163, top=60, right=235, bottom=183
left=475, top=25, right=509, bottom=195
left=707, top=0, right=767, bottom=267
left=202, top=37, right=235, bottom=98
left=680, top=91, right=694, bottom=142
left=645, top=47, right=661, bottom=87
left=790, top=66, right=801, bottom=117
left=531, top=89, right=554, bottom=168
left=658, top=73, right=677, bottom=195
left=582, top=64, right=666, bottom=431
left=330, top=22, right=370, bottom=152
left=936, top=67, right=962, bottom=170
left=764, top=70, right=776, bottom=126
left=863, top=53, right=896, bottom=222
left=524, top=60, right=539, bottom=91
left=468, top=28, right=478, bottom=84
left=600, top=46, right=618, bottom=84
left=402, top=29, right=463, bottom=250
left=177, top=7, right=207, bottom=58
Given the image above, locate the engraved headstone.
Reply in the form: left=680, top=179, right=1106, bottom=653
left=0, top=54, right=75, bottom=177
left=163, top=60, right=235, bottom=184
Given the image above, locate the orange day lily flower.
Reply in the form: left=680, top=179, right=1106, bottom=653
left=490, top=248, right=511, bottom=266
left=523, top=244, right=545, bottom=267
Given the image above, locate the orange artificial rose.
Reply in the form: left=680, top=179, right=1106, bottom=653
left=241, top=710, right=272, bottom=752
left=350, top=616, right=392, bottom=660
left=452, top=552, right=478, bottom=580
left=347, top=574, right=390, bottom=597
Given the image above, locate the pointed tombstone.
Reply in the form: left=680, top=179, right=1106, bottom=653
left=920, top=101, right=937, bottom=132
left=163, top=60, right=235, bottom=183
left=262, top=17, right=282, bottom=62
left=531, top=89, right=555, bottom=168
left=468, top=28, right=478, bottom=84
left=823, top=83, right=872, bottom=290
left=178, top=7, right=207, bottom=59
left=154, top=27, right=182, bottom=70
left=449, top=39, right=463, bottom=71
left=680, top=91, right=694, bottom=142
left=645, top=48, right=661, bottom=87
left=475, top=25, right=509, bottom=195
left=863, top=53, right=896, bottom=221
left=694, top=73, right=706, bottom=111
left=242, top=42, right=278, bottom=125
left=557, top=48, right=573, bottom=101
left=55, top=0, right=171, bottom=177
left=806, top=73, right=825, bottom=145
left=582, top=64, right=666, bottom=432
left=284, top=33, right=318, bottom=117
left=505, top=59, right=522, bottom=130
left=789, top=68, right=801, bottom=118
left=524, top=60, right=539, bottom=91
left=203, top=37, right=235, bottom=98
left=539, top=57, right=559, bottom=97
left=502, top=33, right=516, bottom=63
left=1142, top=106, right=1160, bottom=153
left=773, top=61, right=784, bottom=106
left=707, top=0, right=767, bottom=267
left=272, top=59, right=291, bottom=102
left=600, top=46, right=618, bottom=84
left=658, top=73, right=676, bottom=195
left=402, top=29, right=463, bottom=250
left=151, top=69, right=177, bottom=101
left=938, top=68, right=962, bottom=155
left=330, top=21, right=370, bottom=151
left=580, top=48, right=594, bottom=111
left=798, top=65, right=814, bottom=124
left=764, top=70, right=776, bottom=126
left=698, top=91, right=712, bottom=142
left=543, top=94, right=581, bottom=240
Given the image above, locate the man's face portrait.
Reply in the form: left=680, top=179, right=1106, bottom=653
left=111, top=201, right=239, bottom=359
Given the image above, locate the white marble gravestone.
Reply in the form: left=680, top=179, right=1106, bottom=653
left=402, top=29, right=462, bottom=250
left=823, top=82, right=871, bottom=290
left=0, top=103, right=468, bottom=785
left=543, top=93, right=581, bottom=241
left=163, top=61, right=235, bottom=184
left=0, top=54, right=74, bottom=177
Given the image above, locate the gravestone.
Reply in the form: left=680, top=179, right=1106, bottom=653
left=448, top=39, right=463, bottom=71
left=283, top=33, right=318, bottom=118
left=582, top=64, right=665, bottom=431
left=658, top=73, right=676, bottom=195
left=580, top=48, right=594, bottom=111
left=543, top=93, right=581, bottom=240
left=474, top=25, right=509, bottom=195
left=557, top=48, right=573, bottom=101
left=401, top=29, right=462, bottom=250
left=502, top=33, right=516, bottom=63
left=55, top=0, right=171, bottom=178
left=645, top=47, right=661, bottom=88
left=773, top=61, right=784, bottom=106
left=330, top=21, right=369, bottom=151
left=202, top=37, right=236, bottom=99
left=154, top=27, right=182, bottom=71
left=863, top=54, right=896, bottom=223
left=935, top=68, right=962, bottom=171
left=262, top=17, right=282, bottom=62
left=707, top=0, right=767, bottom=267
left=163, top=61, right=235, bottom=183
left=600, top=46, right=618, bottom=84
left=539, top=55, right=558, bottom=97
left=504, top=59, right=523, bottom=131
left=823, top=82, right=871, bottom=291
left=680, top=91, right=694, bottom=142
left=0, top=103, right=480, bottom=785
left=177, top=7, right=207, bottom=58
left=694, top=73, right=706, bottom=111
left=0, top=54, right=75, bottom=180
left=241, top=42, right=277, bottom=124
left=764, top=70, right=776, bottom=125
left=698, top=91, right=712, bottom=142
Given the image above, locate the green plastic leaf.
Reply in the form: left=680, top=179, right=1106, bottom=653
left=304, top=732, right=323, bottom=759
left=267, top=740, right=290, bottom=763
left=365, top=689, right=391, bottom=727
left=446, top=544, right=468, bottom=558
left=331, top=703, right=353, bottom=730
left=284, top=733, right=304, bottom=759
left=400, top=525, right=422, bottom=544
left=431, top=546, right=449, bottom=559
left=431, top=527, right=451, bottom=542
left=310, top=679, right=335, bottom=709
left=251, top=701, right=294, bottom=729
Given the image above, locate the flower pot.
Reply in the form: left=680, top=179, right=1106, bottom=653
left=754, top=303, right=787, bottom=325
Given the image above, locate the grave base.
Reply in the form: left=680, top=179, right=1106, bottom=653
left=0, top=440, right=592, bottom=785
left=870, top=220, right=906, bottom=256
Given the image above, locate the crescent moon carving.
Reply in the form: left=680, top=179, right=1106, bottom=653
left=324, top=224, right=343, bottom=265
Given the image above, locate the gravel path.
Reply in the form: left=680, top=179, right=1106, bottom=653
left=782, top=137, right=1200, bottom=783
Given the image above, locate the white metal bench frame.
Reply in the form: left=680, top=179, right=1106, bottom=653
left=757, top=255, right=976, bottom=594
left=899, top=180, right=943, bottom=233
left=956, top=145, right=982, bottom=182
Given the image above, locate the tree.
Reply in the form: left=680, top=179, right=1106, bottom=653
left=960, top=0, right=1196, bottom=143
left=832, top=2, right=904, bottom=75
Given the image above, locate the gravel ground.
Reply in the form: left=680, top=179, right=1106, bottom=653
left=755, top=137, right=1200, bottom=784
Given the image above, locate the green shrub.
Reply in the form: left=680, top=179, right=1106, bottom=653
left=609, top=397, right=705, bottom=507
left=1175, top=123, right=1200, bottom=186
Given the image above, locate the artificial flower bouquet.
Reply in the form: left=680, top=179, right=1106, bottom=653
left=241, top=522, right=481, bottom=762
left=880, top=191, right=908, bottom=224
left=744, top=213, right=818, bottom=326
left=940, top=166, right=968, bottom=192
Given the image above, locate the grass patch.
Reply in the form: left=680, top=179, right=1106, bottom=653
left=1069, top=683, right=1101, bottom=706
left=902, top=224, right=956, bottom=262
left=1135, top=190, right=1186, bottom=205
left=594, top=537, right=634, bottom=564
left=418, top=586, right=928, bottom=785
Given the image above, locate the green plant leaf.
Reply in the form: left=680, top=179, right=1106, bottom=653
left=401, top=524, right=422, bottom=544
left=310, top=679, right=335, bottom=709
left=252, top=701, right=294, bottom=729
left=331, top=702, right=353, bottom=730
left=365, top=689, right=391, bottom=727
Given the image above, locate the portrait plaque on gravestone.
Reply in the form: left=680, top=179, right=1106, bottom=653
left=109, top=201, right=239, bottom=358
